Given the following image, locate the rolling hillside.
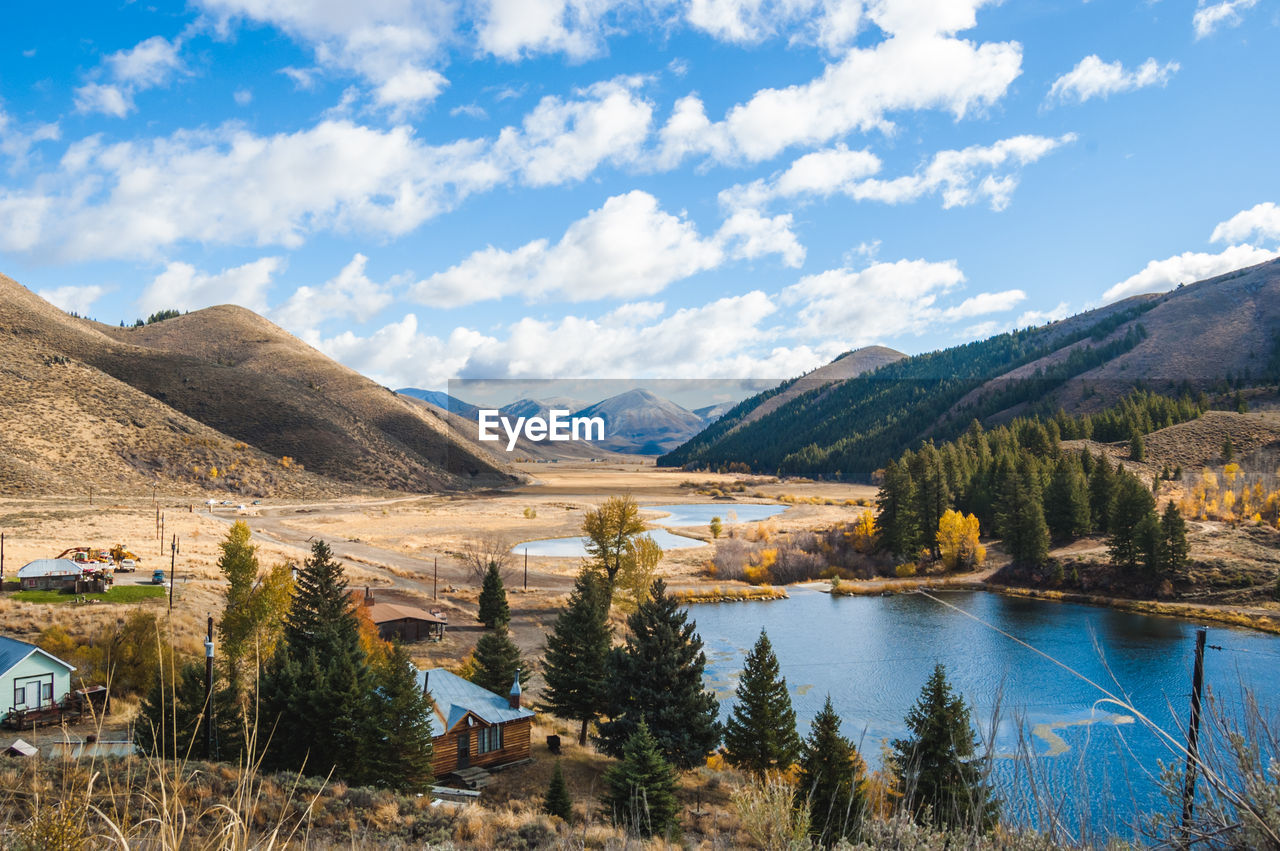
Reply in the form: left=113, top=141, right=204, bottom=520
left=661, top=258, right=1280, bottom=478
left=0, top=274, right=518, bottom=496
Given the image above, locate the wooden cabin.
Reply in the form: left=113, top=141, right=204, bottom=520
left=361, top=590, right=447, bottom=642
left=416, top=668, right=534, bottom=777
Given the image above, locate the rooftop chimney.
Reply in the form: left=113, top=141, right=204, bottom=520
left=363, top=586, right=374, bottom=605
left=508, top=671, right=522, bottom=709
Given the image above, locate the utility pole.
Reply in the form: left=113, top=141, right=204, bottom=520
left=1180, top=627, right=1208, bottom=846
left=1, top=531, right=5, bottom=593
left=168, top=535, right=176, bottom=611
left=524, top=548, right=528, bottom=590
left=89, top=485, right=93, bottom=506
left=204, top=615, right=215, bottom=759
left=433, top=557, right=438, bottom=600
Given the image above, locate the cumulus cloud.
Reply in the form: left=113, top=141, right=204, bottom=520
left=0, top=109, right=59, bottom=173
left=686, top=0, right=863, bottom=51
left=475, top=0, right=630, bottom=60
left=1193, top=0, right=1258, bottom=38
left=74, top=36, right=185, bottom=118
left=1211, top=202, right=1280, bottom=244
left=37, top=284, right=109, bottom=315
left=272, top=253, right=395, bottom=333
left=1101, top=244, right=1279, bottom=303
left=1047, top=55, right=1179, bottom=105
left=657, top=31, right=1022, bottom=165
left=138, top=256, right=284, bottom=315
left=412, top=191, right=726, bottom=307
left=942, top=288, right=1026, bottom=319
left=195, top=0, right=453, bottom=110
left=725, top=134, right=1075, bottom=214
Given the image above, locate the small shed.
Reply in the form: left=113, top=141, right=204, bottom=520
left=1, top=636, right=76, bottom=723
left=416, top=668, right=534, bottom=777
left=4, top=738, right=38, bottom=757
left=16, top=559, right=84, bottom=591
left=363, top=592, right=447, bottom=642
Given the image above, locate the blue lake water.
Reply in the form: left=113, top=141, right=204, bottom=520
left=688, top=588, right=1280, bottom=841
left=514, top=527, right=707, bottom=557
left=640, top=503, right=788, bottom=527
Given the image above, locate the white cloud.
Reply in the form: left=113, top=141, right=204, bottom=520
left=716, top=207, right=806, bottom=267
left=476, top=0, right=624, bottom=60
left=272, top=253, right=395, bottom=332
left=106, top=36, right=184, bottom=88
left=1211, top=202, right=1280, bottom=244
left=74, top=83, right=133, bottom=118
left=657, top=33, right=1022, bottom=166
left=0, top=109, right=59, bottom=173
left=138, top=256, right=284, bottom=315
left=730, top=134, right=1074, bottom=213
left=1013, top=301, right=1070, bottom=327
left=491, top=78, right=654, bottom=185
left=196, top=0, right=454, bottom=110
left=1047, top=55, right=1179, bottom=105
left=451, top=103, right=489, bottom=119
left=942, top=288, right=1026, bottom=319
left=684, top=0, right=864, bottom=52
left=782, top=258, right=968, bottom=341
left=37, top=284, right=108, bottom=315
left=234, top=89, right=253, bottom=106
left=74, top=36, right=186, bottom=118
left=412, top=191, right=725, bottom=307
left=1101, top=244, right=1279, bottom=303
left=1193, top=0, right=1258, bottom=38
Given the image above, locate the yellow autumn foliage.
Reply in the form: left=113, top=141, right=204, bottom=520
left=936, top=509, right=985, bottom=571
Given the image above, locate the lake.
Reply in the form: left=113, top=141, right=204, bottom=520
left=514, top=501, right=788, bottom=557
left=514, top=527, right=707, bottom=557
left=640, top=503, right=789, bottom=527
left=688, top=588, right=1280, bottom=840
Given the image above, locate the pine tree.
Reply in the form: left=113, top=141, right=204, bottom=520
left=470, top=623, right=531, bottom=696
left=891, top=664, right=998, bottom=832
left=876, top=458, right=919, bottom=556
left=368, top=642, right=435, bottom=791
left=796, top=695, right=865, bottom=846
left=1044, top=457, right=1091, bottom=542
left=600, top=721, right=680, bottom=838
left=910, top=445, right=950, bottom=559
left=597, top=579, right=721, bottom=770
left=477, top=561, right=510, bottom=628
left=723, top=629, right=802, bottom=774
left=1088, top=454, right=1116, bottom=534
left=1159, top=502, right=1190, bottom=573
left=544, top=760, right=574, bottom=822
left=1129, top=430, right=1145, bottom=462
left=543, top=568, right=613, bottom=745
left=1107, top=472, right=1158, bottom=570
left=995, top=454, right=1049, bottom=566
left=136, top=661, right=244, bottom=762
left=259, top=539, right=375, bottom=783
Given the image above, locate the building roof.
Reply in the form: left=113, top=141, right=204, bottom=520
left=0, top=636, right=76, bottom=678
left=5, top=738, right=38, bottom=757
left=17, top=558, right=85, bottom=579
left=415, top=668, right=533, bottom=732
left=367, top=601, right=446, bottom=625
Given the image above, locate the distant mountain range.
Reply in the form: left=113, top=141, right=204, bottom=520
left=397, top=387, right=737, bottom=457
left=0, top=273, right=518, bottom=496
left=661, top=258, right=1280, bottom=479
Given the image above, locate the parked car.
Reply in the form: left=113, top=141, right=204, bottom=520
left=117, top=559, right=137, bottom=572
left=151, top=569, right=167, bottom=585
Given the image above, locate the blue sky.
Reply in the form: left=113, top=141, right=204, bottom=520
left=2, top=0, right=1278, bottom=394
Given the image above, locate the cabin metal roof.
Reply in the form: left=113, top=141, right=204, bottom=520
left=366, top=602, right=446, bottom=625
left=415, top=668, right=533, bottom=732
left=16, top=558, right=85, bottom=578
left=0, top=635, right=76, bottom=678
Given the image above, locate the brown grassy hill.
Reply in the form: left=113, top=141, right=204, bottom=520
left=93, top=306, right=518, bottom=491
left=0, top=278, right=331, bottom=497
left=734, top=345, right=906, bottom=430
left=0, top=275, right=517, bottom=495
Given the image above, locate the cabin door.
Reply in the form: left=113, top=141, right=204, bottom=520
left=456, top=732, right=470, bottom=769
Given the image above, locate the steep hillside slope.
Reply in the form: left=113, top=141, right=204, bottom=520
left=737, top=346, right=906, bottom=428
left=661, top=258, right=1280, bottom=478
left=0, top=275, right=517, bottom=495
left=93, top=305, right=517, bottom=491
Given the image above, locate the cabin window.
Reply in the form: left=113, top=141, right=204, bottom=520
left=477, top=725, right=502, bottom=754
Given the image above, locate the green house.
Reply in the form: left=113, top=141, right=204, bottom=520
left=1, top=636, right=76, bottom=722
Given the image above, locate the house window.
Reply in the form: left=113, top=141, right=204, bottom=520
left=477, top=725, right=502, bottom=754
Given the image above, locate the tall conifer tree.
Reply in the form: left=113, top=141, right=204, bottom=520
left=796, top=696, right=865, bottom=846
left=597, top=580, right=720, bottom=770
left=477, top=561, right=510, bottom=628
left=723, top=629, right=802, bottom=773
left=544, top=568, right=613, bottom=745
left=600, top=721, right=680, bottom=838
left=1088, top=454, right=1116, bottom=534
left=1107, top=472, right=1157, bottom=570
left=369, top=642, right=436, bottom=791
left=1044, top=456, right=1091, bottom=542
left=470, top=623, right=530, bottom=695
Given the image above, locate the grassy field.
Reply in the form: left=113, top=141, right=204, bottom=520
left=10, top=585, right=167, bottom=604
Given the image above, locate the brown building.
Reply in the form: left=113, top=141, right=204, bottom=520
left=415, top=668, right=533, bottom=777
left=360, top=591, right=446, bottom=642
